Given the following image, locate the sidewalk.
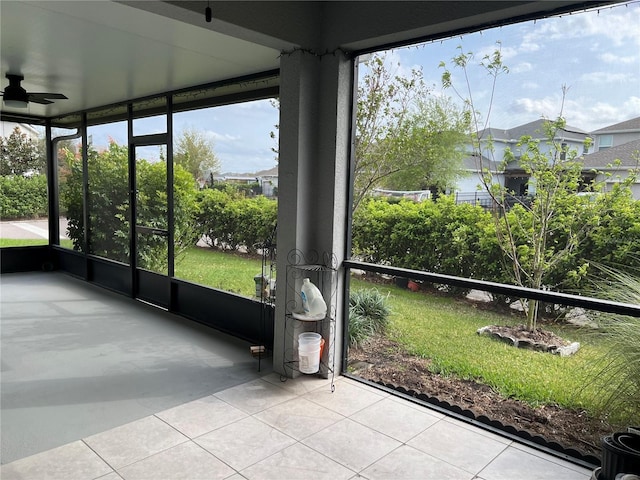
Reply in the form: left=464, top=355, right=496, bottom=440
left=0, top=218, right=68, bottom=240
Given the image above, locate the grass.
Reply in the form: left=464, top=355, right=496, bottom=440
left=0, top=238, right=49, bottom=247
left=1, top=239, right=79, bottom=249
left=349, top=277, right=614, bottom=417
left=1, top=240, right=265, bottom=297
left=174, top=246, right=265, bottom=297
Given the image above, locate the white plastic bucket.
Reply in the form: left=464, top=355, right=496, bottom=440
left=298, top=332, right=322, bottom=374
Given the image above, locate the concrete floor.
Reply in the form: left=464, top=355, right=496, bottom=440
left=0, top=271, right=271, bottom=465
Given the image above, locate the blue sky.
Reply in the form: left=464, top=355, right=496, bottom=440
left=90, top=2, right=639, bottom=174
left=391, top=2, right=639, bottom=133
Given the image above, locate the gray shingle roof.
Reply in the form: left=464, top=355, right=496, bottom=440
left=476, top=127, right=510, bottom=141
left=462, top=153, right=502, bottom=172
left=478, top=119, right=589, bottom=142
left=591, top=116, right=640, bottom=134
left=581, top=138, right=640, bottom=169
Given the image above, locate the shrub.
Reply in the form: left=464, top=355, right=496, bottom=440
left=351, top=193, right=640, bottom=304
left=348, top=288, right=391, bottom=347
left=0, top=174, right=48, bottom=219
left=352, top=196, right=505, bottom=291
left=196, top=188, right=277, bottom=253
left=60, top=142, right=199, bottom=269
left=579, top=187, right=640, bottom=280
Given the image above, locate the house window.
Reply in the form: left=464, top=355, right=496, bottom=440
left=598, top=134, right=613, bottom=150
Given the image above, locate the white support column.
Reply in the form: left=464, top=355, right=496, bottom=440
left=273, top=48, right=353, bottom=378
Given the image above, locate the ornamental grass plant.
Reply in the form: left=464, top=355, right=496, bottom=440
left=582, top=264, right=640, bottom=425
left=348, top=288, right=391, bottom=348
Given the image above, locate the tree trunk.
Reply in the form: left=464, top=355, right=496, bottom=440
left=526, top=298, right=539, bottom=331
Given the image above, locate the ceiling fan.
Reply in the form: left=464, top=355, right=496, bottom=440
left=1, top=74, right=68, bottom=108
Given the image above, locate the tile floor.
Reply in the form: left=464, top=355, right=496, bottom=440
left=0, top=374, right=594, bottom=480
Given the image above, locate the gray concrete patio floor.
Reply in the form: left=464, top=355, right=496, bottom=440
left=1, top=271, right=271, bottom=465
left=0, top=272, right=594, bottom=479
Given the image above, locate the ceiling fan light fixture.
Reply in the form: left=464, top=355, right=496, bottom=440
left=3, top=74, right=29, bottom=107
left=3, top=98, right=28, bottom=108
left=2, top=74, right=66, bottom=107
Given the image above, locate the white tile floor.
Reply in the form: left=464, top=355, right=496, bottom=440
left=0, top=374, right=594, bottom=480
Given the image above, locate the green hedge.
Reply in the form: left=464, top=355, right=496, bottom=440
left=196, top=188, right=277, bottom=253
left=352, top=194, right=640, bottom=295
left=352, top=196, right=507, bottom=286
left=0, top=174, right=48, bottom=219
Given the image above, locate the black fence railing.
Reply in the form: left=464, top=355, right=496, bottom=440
left=343, top=260, right=640, bottom=318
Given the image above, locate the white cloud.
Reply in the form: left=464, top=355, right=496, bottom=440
left=521, top=4, right=640, bottom=47
left=509, top=95, right=640, bottom=132
left=475, top=44, right=517, bottom=62
left=209, top=131, right=241, bottom=143
left=519, top=41, right=540, bottom=52
left=521, top=81, right=539, bottom=90
left=578, top=5, right=640, bottom=47
left=599, top=52, right=639, bottom=64
left=512, top=62, right=533, bottom=74
left=565, top=97, right=640, bottom=131
left=510, top=96, right=565, bottom=118
left=579, top=71, right=635, bottom=83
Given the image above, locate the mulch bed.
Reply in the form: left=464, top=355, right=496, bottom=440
left=348, top=334, right=616, bottom=461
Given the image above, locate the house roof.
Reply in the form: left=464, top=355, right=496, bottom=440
left=581, top=138, right=640, bottom=169
left=478, top=119, right=589, bottom=143
left=462, top=153, right=502, bottom=172
left=254, top=166, right=278, bottom=177
left=591, top=116, right=640, bottom=134
left=477, top=127, right=511, bottom=141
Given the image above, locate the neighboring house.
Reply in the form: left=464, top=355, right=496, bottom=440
left=581, top=138, right=640, bottom=199
left=453, top=153, right=503, bottom=207
left=476, top=119, right=593, bottom=164
left=0, top=121, right=40, bottom=141
left=581, top=117, right=640, bottom=199
left=454, top=118, right=640, bottom=202
left=474, top=119, right=592, bottom=197
left=213, top=165, right=279, bottom=197
left=254, top=166, right=278, bottom=197
left=591, top=116, right=640, bottom=152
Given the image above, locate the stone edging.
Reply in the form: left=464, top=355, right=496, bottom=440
left=477, top=325, right=581, bottom=356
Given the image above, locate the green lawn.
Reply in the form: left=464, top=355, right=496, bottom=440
left=175, top=246, right=265, bottom=297
left=0, top=238, right=73, bottom=248
left=1, top=239, right=76, bottom=249
left=0, top=238, right=49, bottom=247
left=350, top=277, right=610, bottom=415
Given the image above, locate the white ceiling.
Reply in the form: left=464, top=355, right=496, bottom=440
left=1, top=0, right=615, bottom=120
left=0, top=1, right=286, bottom=118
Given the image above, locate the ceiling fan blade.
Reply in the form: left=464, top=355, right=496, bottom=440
left=28, top=92, right=68, bottom=100
left=27, top=97, right=54, bottom=105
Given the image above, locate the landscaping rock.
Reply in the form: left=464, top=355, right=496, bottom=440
left=477, top=324, right=580, bottom=356
left=554, top=342, right=581, bottom=357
